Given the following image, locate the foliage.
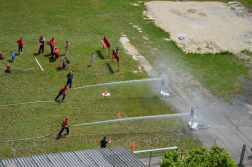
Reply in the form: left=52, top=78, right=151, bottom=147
left=160, top=146, right=236, bottom=167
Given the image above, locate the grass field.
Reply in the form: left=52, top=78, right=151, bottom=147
left=0, top=0, right=251, bottom=160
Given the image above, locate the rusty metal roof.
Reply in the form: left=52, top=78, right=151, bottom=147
left=0, top=146, right=144, bottom=167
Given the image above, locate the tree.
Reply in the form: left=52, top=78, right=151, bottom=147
left=160, top=146, right=236, bottom=167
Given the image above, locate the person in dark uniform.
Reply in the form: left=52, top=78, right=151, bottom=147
left=116, top=47, right=119, bottom=54
left=66, top=70, right=73, bottom=89
left=100, top=137, right=111, bottom=148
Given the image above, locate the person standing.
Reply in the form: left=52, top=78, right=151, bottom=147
left=58, top=117, right=70, bottom=137
left=66, top=70, right=73, bottom=89
left=10, top=52, right=15, bottom=62
left=91, top=53, right=95, bottom=66
left=64, top=41, right=70, bottom=55
left=100, top=137, right=111, bottom=148
left=39, top=36, right=46, bottom=54
left=54, top=85, right=67, bottom=101
left=49, top=37, right=55, bottom=55
left=16, top=37, right=23, bottom=54
left=116, top=47, right=119, bottom=55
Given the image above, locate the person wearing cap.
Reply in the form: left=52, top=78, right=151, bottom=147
left=58, top=117, right=70, bottom=137
left=54, top=85, right=67, bottom=101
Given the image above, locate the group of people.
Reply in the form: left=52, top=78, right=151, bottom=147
left=8, top=36, right=70, bottom=63
left=57, top=117, right=112, bottom=148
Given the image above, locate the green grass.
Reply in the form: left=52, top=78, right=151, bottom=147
left=0, top=0, right=202, bottom=159
left=0, top=0, right=250, bottom=160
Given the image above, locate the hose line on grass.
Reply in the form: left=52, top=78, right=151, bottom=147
left=0, top=113, right=188, bottom=143
left=0, top=101, right=54, bottom=107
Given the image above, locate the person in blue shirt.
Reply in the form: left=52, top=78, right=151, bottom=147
left=10, top=52, right=15, bottom=62
left=66, top=70, right=73, bottom=89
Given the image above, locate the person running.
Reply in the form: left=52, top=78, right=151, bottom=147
left=10, top=52, right=15, bottom=62
left=91, top=53, right=95, bottom=66
left=100, top=137, right=111, bottom=148
left=16, top=37, right=23, bottom=54
left=39, top=36, right=46, bottom=54
left=66, top=70, right=73, bottom=89
left=64, top=57, right=70, bottom=69
left=49, top=37, right=55, bottom=55
left=54, top=85, right=67, bottom=102
left=64, top=41, right=70, bottom=55
left=58, top=117, right=70, bottom=137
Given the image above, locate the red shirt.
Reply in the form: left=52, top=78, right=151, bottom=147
left=60, top=86, right=67, bottom=93
left=53, top=48, right=59, bottom=54
left=49, top=39, right=55, bottom=46
left=62, top=118, right=68, bottom=126
left=16, top=39, right=24, bottom=47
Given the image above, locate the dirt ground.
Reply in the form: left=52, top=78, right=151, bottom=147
left=145, top=1, right=252, bottom=54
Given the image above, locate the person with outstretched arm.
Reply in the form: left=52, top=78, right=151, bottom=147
left=100, top=137, right=111, bottom=148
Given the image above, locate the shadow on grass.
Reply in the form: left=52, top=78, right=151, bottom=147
left=96, top=50, right=104, bottom=60
left=56, top=67, right=63, bottom=71
left=106, top=63, right=114, bottom=73
left=7, top=60, right=13, bottom=62
left=33, top=53, right=40, bottom=56
left=87, top=65, right=91, bottom=67
left=55, top=134, right=68, bottom=140
left=44, top=54, right=51, bottom=57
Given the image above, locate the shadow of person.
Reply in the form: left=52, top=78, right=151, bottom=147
left=33, top=53, right=40, bottom=56
left=96, top=50, right=104, bottom=60
left=7, top=60, right=13, bottom=62
left=106, top=63, right=114, bottom=73
left=44, top=54, right=52, bottom=57
left=87, top=65, right=91, bottom=67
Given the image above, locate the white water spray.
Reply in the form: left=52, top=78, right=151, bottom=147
left=71, top=77, right=162, bottom=90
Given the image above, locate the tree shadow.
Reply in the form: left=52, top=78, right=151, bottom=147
left=106, top=63, right=114, bottom=73
left=96, top=50, right=104, bottom=60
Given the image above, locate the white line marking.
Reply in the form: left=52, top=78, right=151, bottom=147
left=35, top=58, right=44, bottom=71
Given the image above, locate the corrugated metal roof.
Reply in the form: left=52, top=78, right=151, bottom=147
left=0, top=146, right=144, bottom=167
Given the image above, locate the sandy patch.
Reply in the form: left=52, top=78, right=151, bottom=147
left=145, top=1, right=252, bottom=54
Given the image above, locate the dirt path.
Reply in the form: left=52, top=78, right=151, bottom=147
left=120, top=2, right=252, bottom=165
left=145, top=1, right=252, bottom=54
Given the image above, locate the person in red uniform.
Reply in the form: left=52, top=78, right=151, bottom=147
left=58, top=117, right=70, bottom=137
left=49, top=37, right=55, bottom=55
left=52, top=47, right=59, bottom=60
left=54, top=85, right=67, bottom=101
left=16, top=37, right=23, bottom=54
